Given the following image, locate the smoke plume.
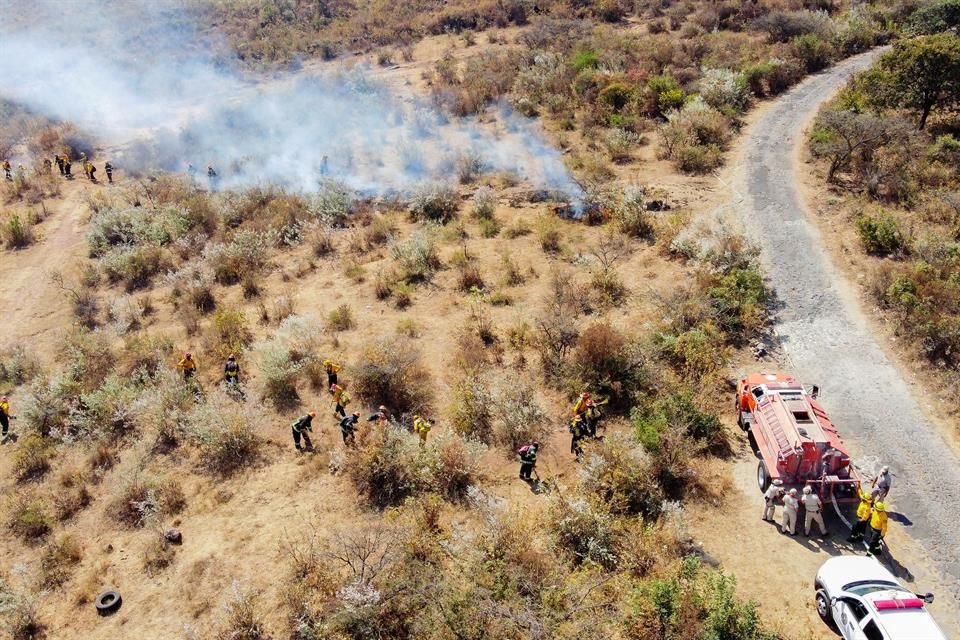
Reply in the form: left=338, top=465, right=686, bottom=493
left=0, top=0, right=582, bottom=198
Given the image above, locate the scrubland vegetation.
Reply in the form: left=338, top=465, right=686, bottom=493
left=0, top=0, right=950, bottom=636
left=808, top=6, right=960, bottom=393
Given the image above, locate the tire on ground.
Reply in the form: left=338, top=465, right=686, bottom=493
left=96, top=590, right=122, bottom=616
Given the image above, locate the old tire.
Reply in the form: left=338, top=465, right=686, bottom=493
left=96, top=590, right=122, bottom=616
left=757, top=461, right=771, bottom=492
left=815, top=589, right=834, bottom=628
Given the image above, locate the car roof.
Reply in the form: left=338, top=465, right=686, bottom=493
left=821, top=556, right=898, bottom=589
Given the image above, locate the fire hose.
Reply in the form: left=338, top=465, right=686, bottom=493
left=830, top=492, right=852, bottom=529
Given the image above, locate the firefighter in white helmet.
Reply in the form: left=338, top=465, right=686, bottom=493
left=762, top=479, right=784, bottom=522
left=782, top=488, right=799, bottom=536
left=802, top=485, right=827, bottom=537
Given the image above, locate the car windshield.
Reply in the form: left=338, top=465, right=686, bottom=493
left=844, top=582, right=910, bottom=597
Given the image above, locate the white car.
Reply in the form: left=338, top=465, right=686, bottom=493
left=815, top=556, right=946, bottom=640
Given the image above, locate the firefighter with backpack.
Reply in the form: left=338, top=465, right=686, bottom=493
left=413, top=415, right=432, bottom=447
left=518, top=442, right=539, bottom=481
left=569, top=415, right=587, bottom=460
left=330, top=383, right=349, bottom=417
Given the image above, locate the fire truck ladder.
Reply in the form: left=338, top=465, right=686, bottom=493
left=759, top=401, right=792, bottom=458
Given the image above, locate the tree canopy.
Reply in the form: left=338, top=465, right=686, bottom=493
left=862, top=34, right=960, bottom=129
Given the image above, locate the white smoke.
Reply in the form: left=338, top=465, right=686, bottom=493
left=0, top=0, right=583, bottom=198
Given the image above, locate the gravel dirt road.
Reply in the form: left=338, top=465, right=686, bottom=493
left=729, top=50, right=960, bottom=606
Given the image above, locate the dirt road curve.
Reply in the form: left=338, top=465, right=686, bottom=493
left=732, top=50, right=960, bottom=603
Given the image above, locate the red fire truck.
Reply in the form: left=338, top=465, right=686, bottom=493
left=736, top=372, right=860, bottom=502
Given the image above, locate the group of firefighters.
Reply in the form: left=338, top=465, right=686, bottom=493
left=171, top=350, right=608, bottom=474
left=173, top=354, right=433, bottom=453
left=762, top=465, right=893, bottom=555
left=1, top=155, right=116, bottom=184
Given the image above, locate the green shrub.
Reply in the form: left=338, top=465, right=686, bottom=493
left=698, top=68, right=751, bottom=114
left=109, top=476, right=186, bottom=528
left=856, top=213, right=909, bottom=257
left=186, top=392, right=263, bottom=476
left=254, top=315, right=322, bottom=409
left=471, top=186, right=496, bottom=220
left=210, top=308, right=253, bottom=358
left=708, top=263, right=767, bottom=343
left=352, top=337, right=433, bottom=417
left=614, top=187, right=654, bottom=239
left=13, top=434, right=55, bottom=482
left=656, top=321, right=730, bottom=383
left=8, top=496, right=52, bottom=540
left=548, top=496, right=619, bottom=569
left=536, top=214, right=563, bottom=253
left=579, top=434, right=664, bottom=520
left=392, top=228, right=442, bottom=283
left=756, top=9, right=834, bottom=43
left=908, top=0, right=960, bottom=35
left=644, top=75, right=684, bottom=118
left=101, top=245, right=167, bottom=291
left=744, top=58, right=804, bottom=97
left=2, top=213, right=34, bottom=249
left=409, top=183, right=460, bottom=223
left=451, top=373, right=494, bottom=442
left=327, top=304, right=355, bottom=332
left=572, top=49, right=599, bottom=71
left=0, top=345, right=41, bottom=386
left=633, top=391, right=724, bottom=453
left=790, top=33, right=835, bottom=73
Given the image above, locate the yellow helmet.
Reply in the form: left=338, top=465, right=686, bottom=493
left=874, top=501, right=886, bottom=512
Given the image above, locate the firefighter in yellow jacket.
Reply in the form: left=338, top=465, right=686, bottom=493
left=413, top=415, right=431, bottom=447
left=847, top=487, right=873, bottom=542
left=572, top=392, right=590, bottom=417
left=322, top=359, right=341, bottom=387
left=178, top=352, right=197, bottom=380
left=330, top=383, right=349, bottom=417
left=867, top=501, right=888, bottom=556
left=0, top=396, right=12, bottom=437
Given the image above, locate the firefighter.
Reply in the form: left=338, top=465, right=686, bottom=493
left=207, top=165, right=218, bottom=191
left=572, top=391, right=590, bottom=417
left=2, top=159, right=10, bottom=181
left=63, top=156, right=72, bottom=178
left=569, top=414, right=587, bottom=460
left=802, top=485, right=827, bottom=537
left=367, top=405, right=389, bottom=426
left=105, top=162, right=113, bottom=184
left=177, top=352, right=197, bottom=380
left=322, top=359, right=341, bottom=387
left=847, top=487, right=874, bottom=542
left=872, top=466, right=892, bottom=500
left=340, top=411, right=360, bottom=446
left=584, top=398, right=603, bottom=437
left=224, top=354, right=240, bottom=385
left=292, top=412, right=316, bottom=452
left=55, top=155, right=65, bottom=176
left=781, top=488, right=799, bottom=535
left=762, top=479, right=784, bottom=522
left=867, top=501, right=888, bottom=555
left=42, top=158, right=52, bottom=174
left=413, top=415, right=431, bottom=447
left=330, top=383, right=349, bottom=418
left=518, top=441, right=539, bottom=481
left=0, top=396, right=12, bottom=438
left=88, top=162, right=97, bottom=182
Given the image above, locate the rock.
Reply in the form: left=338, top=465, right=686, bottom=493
left=164, top=528, right=183, bottom=545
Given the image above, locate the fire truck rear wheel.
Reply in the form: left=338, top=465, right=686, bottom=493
left=757, top=461, right=771, bottom=492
